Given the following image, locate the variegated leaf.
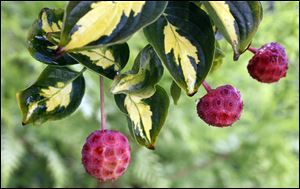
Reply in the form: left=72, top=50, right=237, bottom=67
left=28, top=8, right=77, bottom=66
left=114, top=86, right=169, bottom=149
left=16, top=66, right=85, bottom=125
left=28, top=8, right=129, bottom=78
left=144, top=2, right=215, bottom=96
left=111, top=45, right=163, bottom=98
left=60, top=1, right=168, bottom=51
left=69, top=43, right=129, bottom=79
left=202, top=1, right=263, bottom=60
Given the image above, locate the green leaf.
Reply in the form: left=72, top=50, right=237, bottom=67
left=202, top=1, right=263, bottom=60
left=60, top=1, right=168, bottom=51
left=114, top=86, right=169, bottom=150
left=27, top=8, right=77, bottom=66
left=170, top=81, right=181, bottom=105
left=16, top=66, right=85, bottom=125
left=111, top=45, right=163, bottom=98
left=114, top=93, right=127, bottom=114
left=210, top=42, right=225, bottom=73
left=69, top=43, right=129, bottom=79
left=144, top=2, right=215, bottom=96
left=28, top=7, right=129, bottom=77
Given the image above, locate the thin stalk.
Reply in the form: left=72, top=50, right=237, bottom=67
left=248, top=47, right=258, bottom=54
left=202, top=80, right=212, bottom=93
left=100, top=76, right=107, bottom=130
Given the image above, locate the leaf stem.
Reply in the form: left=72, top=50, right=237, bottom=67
left=100, top=76, right=107, bottom=130
left=248, top=46, right=258, bottom=54
left=55, top=46, right=66, bottom=58
left=80, top=67, right=87, bottom=74
left=202, top=80, right=212, bottom=93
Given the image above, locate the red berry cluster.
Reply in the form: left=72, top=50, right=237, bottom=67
left=81, top=42, right=288, bottom=182
left=197, top=42, right=288, bottom=127
left=247, top=42, right=288, bottom=83
left=82, top=130, right=131, bottom=182
left=197, top=85, right=243, bottom=127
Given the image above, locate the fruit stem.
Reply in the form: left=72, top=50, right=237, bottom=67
left=248, top=46, right=258, bottom=54
left=202, top=80, right=212, bottom=93
left=100, top=76, right=107, bottom=130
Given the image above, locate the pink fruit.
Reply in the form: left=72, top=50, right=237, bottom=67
left=197, top=85, right=243, bottom=127
left=247, top=42, right=288, bottom=83
left=81, top=130, right=131, bottom=182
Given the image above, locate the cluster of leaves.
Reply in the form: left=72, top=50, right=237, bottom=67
left=3, top=1, right=299, bottom=188
left=17, top=1, right=262, bottom=149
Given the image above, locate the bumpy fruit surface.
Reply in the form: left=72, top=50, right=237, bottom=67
left=81, top=130, right=131, bottom=182
left=247, top=42, right=288, bottom=83
left=197, top=85, right=243, bottom=127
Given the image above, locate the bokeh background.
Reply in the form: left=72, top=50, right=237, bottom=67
left=1, top=1, right=299, bottom=188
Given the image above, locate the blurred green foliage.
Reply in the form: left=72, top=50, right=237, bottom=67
left=1, top=1, right=299, bottom=188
